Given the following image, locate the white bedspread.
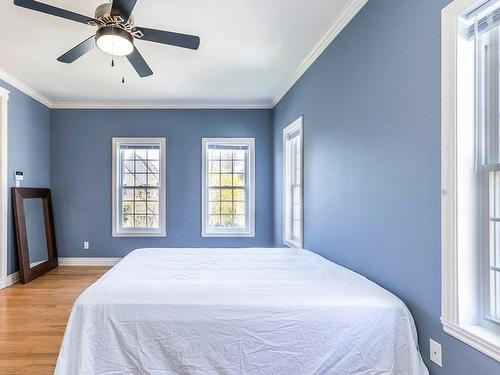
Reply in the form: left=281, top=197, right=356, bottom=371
left=55, top=248, right=428, bottom=375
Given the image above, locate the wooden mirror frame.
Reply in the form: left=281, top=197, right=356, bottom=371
left=11, top=188, right=58, bottom=283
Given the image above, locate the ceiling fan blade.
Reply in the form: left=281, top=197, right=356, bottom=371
left=111, top=0, right=137, bottom=21
left=136, top=27, right=200, bottom=50
left=126, top=47, right=153, bottom=77
left=57, top=36, right=95, bottom=63
left=13, top=0, right=94, bottom=25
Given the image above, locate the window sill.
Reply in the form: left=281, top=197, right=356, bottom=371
left=284, top=239, right=302, bottom=248
left=112, top=232, right=166, bottom=238
left=201, top=232, right=255, bottom=238
left=441, top=319, right=500, bottom=362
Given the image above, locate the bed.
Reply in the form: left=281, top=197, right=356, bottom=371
left=54, top=248, right=428, bottom=375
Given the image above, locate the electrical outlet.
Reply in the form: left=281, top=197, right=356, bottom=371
left=429, top=338, right=442, bottom=367
left=83, top=241, right=90, bottom=250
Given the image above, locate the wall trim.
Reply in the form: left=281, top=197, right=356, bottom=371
left=442, top=320, right=500, bottom=362
left=57, top=257, right=121, bottom=266
left=271, top=0, right=369, bottom=106
left=0, top=87, right=9, bottom=290
left=0, top=258, right=119, bottom=287
left=0, top=68, right=52, bottom=108
left=441, top=0, right=500, bottom=363
left=50, top=101, right=273, bottom=109
left=0, top=271, right=20, bottom=288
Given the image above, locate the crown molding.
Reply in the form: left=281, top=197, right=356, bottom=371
left=0, top=68, right=52, bottom=108
left=271, top=0, right=368, bottom=107
left=0, top=0, right=366, bottom=110
left=50, top=101, right=274, bottom=109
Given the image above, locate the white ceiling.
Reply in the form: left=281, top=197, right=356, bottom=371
left=0, top=0, right=365, bottom=108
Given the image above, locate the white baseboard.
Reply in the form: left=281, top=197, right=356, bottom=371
left=0, top=271, right=20, bottom=288
left=0, top=258, right=118, bottom=288
left=57, top=257, right=121, bottom=266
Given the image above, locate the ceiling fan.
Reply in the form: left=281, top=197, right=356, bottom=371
left=13, top=0, right=201, bottom=77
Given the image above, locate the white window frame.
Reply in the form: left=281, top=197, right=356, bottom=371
left=201, top=138, right=255, bottom=237
left=283, top=116, right=304, bottom=248
left=0, top=86, right=9, bottom=289
left=442, top=0, right=500, bottom=361
left=112, top=137, right=166, bottom=237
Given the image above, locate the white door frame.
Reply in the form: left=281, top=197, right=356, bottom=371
left=0, top=85, right=9, bottom=288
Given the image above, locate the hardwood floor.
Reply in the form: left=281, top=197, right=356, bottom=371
left=0, top=266, right=109, bottom=375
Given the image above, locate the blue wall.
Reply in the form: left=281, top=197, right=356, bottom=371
left=273, top=0, right=499, bottom=374
left=50, top=109, right=274, bottom=257
left=0, top=79, right=51, bottom=275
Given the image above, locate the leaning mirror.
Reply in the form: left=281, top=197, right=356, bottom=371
left=11, top=188, right=58, bottom=283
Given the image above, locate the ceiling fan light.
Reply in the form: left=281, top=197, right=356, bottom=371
left=96, top=26, right=134, bottom=56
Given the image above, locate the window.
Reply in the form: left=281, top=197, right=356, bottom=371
left=112, top=138, right=166, bottom=237
left=442, top=0, right=500, bottom=361
left=283, top=117, right=303, bottom=248
left=201, top=138, right=255, bottom=237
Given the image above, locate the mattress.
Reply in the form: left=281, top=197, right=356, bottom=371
left=54, top=248, right=428, bottom=375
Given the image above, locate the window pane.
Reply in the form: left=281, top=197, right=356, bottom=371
left=147, top=215, right=159, bottom=228
left=135, top=174, right=147, bottom=186
left=233, top=189, right=245, bottom=201
left=234, top=150, right=246, bottom=160
left=123, top=149, right=134, bottom=160
left=234, top=161, right=245, bottom=173
left=135, top=202, right=147, bottom=214
left=122, top=188, right=134, bottom=201
left=221, top=161, right=232, bottom=173
left=208, top=149, right=220, bottom=160
left=220, top=150, right=232, bottom=160
left=135, top=149, right=147, bottom=160
left=491, top=269, right=500, bottom=319
left=122, top=215, right=134, bottom=228
left=233, top=215, right=245, bottom=228
left=220, top=174, right=233, bottom=187
left=293, top=203, right=301, bottom=221
left=209, top=215, right=221, bottom=227
left=209, top=160, right=220, bottom=173
left=233, top=174, right=245, bottom=187
left=122, top=201, right=134, bottom=215
left=221, top=189, right=233, bottom=201
left=209, top=189, right=220, bottom=201
left=147, top=202, right=159, bottom=215
left=148, top=161, right=159, bottom=173
left=135, top=160, right=147, bottom=173
left=123, top=160, right=134, bottom=174
left=209, top=174, right=220, bottom=186
left=147, top=149, right=159, bottom=160
left=233, top=202, right=245, bottom=215
left=209, top=202, right=220, bottom=215
left=293, top=219, right=301, bottom=239
left=220, top=202, right=232, bottom=215
left=147, top=188, right=159, bottom=201
left=147, top=174, right=159, bottom=187
left=135, top=188, right=147, bottom=201
left=135, top=215, right=147, bottom=228
left=123, top=173, right=134, bottom=187
left=220, top=215, right=233, bottom=227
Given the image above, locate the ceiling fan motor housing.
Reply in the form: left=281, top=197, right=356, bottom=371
left=93, top=3, right=135, bottom=29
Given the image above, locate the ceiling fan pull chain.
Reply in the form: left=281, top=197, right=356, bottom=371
left=111, top=58, right=115, bottom=67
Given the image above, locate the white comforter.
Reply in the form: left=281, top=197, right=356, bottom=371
left=55, top=248, right=428, bottom=375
